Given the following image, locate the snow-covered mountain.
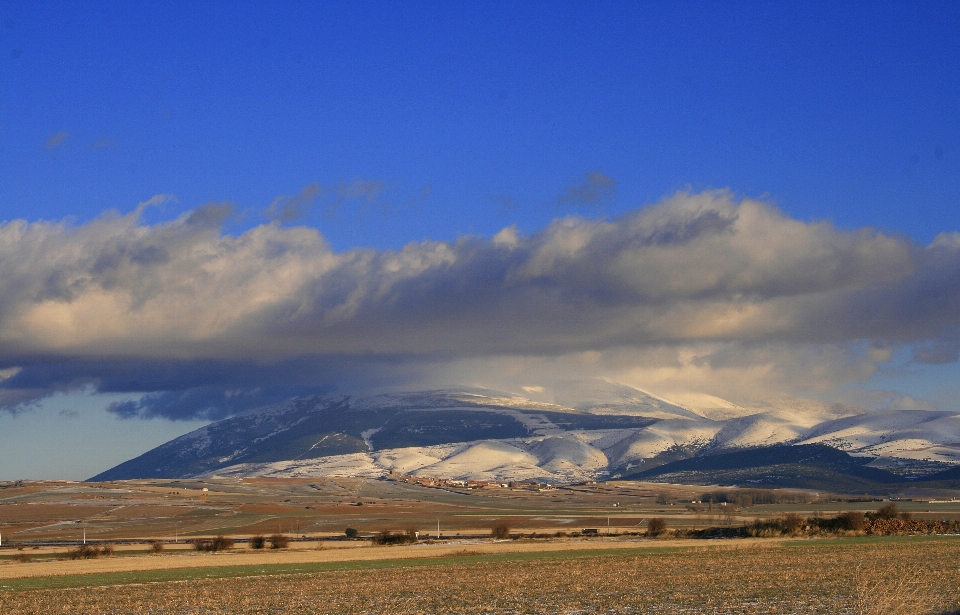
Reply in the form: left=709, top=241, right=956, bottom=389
left=90, top=380, right=960, bottom=484
left=798, top=410, right=960, bottom=464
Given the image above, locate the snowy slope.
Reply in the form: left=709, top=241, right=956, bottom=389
left=207, top=433, right=616, bottom=483
left=797, top=410, right=960, bottom=463
left=553, top=378, right=702, bottom=419
left=97, top=378, right=960, bottom=485
left=707, top=413, right=810, bottom=450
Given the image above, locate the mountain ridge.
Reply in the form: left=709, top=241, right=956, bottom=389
left=90, top=380, right=960, bottom=489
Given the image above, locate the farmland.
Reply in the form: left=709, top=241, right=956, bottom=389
left=5, top=477, right=960, bottom=544
left=3, top=478, right=960, bottom=613
left=0, top=537, right=958, bottom=613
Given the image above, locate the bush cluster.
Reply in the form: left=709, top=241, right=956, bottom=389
left=249, top=535, right=266, bottom=549
left=684, top=503, right=960, bottom=539
left=268, top=534, right=290, bottom=549
left=193, top=535, right=235, bottom=552
left=68, top=544, right=115, bottom=559
left=372, top=529, right=418, bottom=545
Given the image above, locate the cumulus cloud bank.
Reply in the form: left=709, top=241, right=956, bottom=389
left=2, top=190, right=958, bottom=418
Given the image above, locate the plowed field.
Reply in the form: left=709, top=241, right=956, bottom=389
left=1, top=537, right=957, bottom=614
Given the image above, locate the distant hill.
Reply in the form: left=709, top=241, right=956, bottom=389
left=90, top=380, right=960, bottom=491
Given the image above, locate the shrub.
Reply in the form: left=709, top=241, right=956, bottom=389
left=249, top=535, right=266, bottom=549
left=193, top=535, right=234, bottom=552
left=67, top=544, right=115, bottom=559
left=745, top=518, right=785, bottom=537
left=268, top=534, right=290, bottom=549
left=647, top=518, right=667, bottom=537
left=491, top=523, right=511, bottom=539
left=151, top=541, right=164, bottom=554
left=875, top=503, right=900, bottom=520
left=372, top=530, right=417, bottom=545
left=344, top=527, right=359, bottom=538
left=782, top=513, right=804, bottom=535
left=211, top=536, right=234, bottom=551
left=836, top=511, right=866, bottom=532
left=869, top=502, right=914, bottom=522
left=12, top=552, right=32, bottom=563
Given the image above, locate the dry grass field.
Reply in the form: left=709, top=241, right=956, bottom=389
left=0, top=536, right=735, bottom=580
left=4, top=478, right=960, bottom=613
left=0, top=537, right=958, bottom=614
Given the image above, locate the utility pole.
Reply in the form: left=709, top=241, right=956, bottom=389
left=436, top=518, right=440, bottom=539
left=83, top=527, right=86, bottom=545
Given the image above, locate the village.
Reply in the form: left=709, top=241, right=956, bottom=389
left=384, top=471, right=564, bottom=492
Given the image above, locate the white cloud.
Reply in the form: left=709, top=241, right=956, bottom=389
left=1, top=189, right=958, bottom=417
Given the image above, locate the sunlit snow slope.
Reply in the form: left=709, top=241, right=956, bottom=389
left=92, top=380, right=960, bottom=484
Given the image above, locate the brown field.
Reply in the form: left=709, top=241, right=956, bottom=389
left=4, top=477, right=960, bottom=544
left=3, top=478, right=960, bottom=613
left=0, top=536, right=777, bottom=580
left=0, top=537, right=958, bottom=614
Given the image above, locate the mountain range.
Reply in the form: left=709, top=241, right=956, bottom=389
left=91, top=379, right=960, bottom=491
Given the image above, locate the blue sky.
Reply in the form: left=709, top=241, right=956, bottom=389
left=1, top=1, right=959, bottom=480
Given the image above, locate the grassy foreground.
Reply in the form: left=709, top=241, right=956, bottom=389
left=1, top=536, right=958, bottom=614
